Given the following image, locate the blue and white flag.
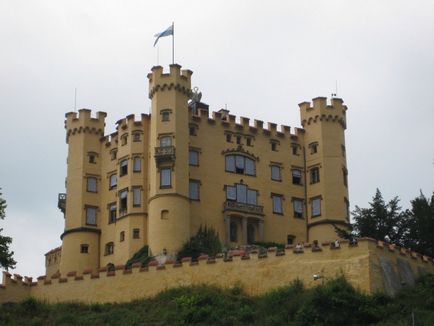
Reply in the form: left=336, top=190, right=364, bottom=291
left=154, top=24, right=174, bottom=47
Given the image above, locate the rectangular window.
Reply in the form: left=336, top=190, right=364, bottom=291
left=225, top=155, right=235, bottom=172
left=343, top=169, right=348, bottom=187
left=111, top=150, right=117, bottom=160
left=246, top=138, right=252, bottom=146
left=162, top=111, right=170, bottom=121
left=226, top=185, right=236, bottom=201
left=236, top=184, right=247, bottom=203
left=271, top=165, right=281, bottom=181
left=108, top=203, right=117, bottom=224
left=189, top=150, right=199, bottom=166
left=189, top=180, right=200, bottom=200
left=310, top=142, right=318, bottom=154
left=133, top=229, right=140, bottom=239
left=105, top=242, right=114, bottom=255
left=189, top=126, right=196, bottom=136
left=120, top=159, right=128, bottom=176
left=245, top=158, right=255, bottom=176
left=86, top=207, right=97, bottom=225
left=235, top=155, right=244, bottom=171
left=121, top=134, right=128, bottom=145
left=80, top=244, right=89, bottom=254
left=133, top=187, right=141, bottom=207
left=87, top=177, right=97, bottom=192
left=310, top=167, right=320, bottom=184
left=160, top=168, right=171, bottom=188
left=120, top=231, right=125, bottom=242
left=109, top=174, right=117, bottom=190
left=133, top=157, right=141, bottom=172
left=345, top=198, right=350, bottom=220
left=271, top=142, right=278, bottom=151
left=292, top=169, right=302, bottom=185
left=133, top=132, right=141, bottom=142
left=293, top=199, right=303, bottom=218
left=312, top=197, right=321, bottom=217
left=119, top=189, right=128, bottom=214
left=226, top=134, right=232, bottom=142
left=160, top=136, right=172, bottom=147
left=247, top=189, right=257, bottom=205
left=291, top=145, right=298, bottom=155
left=272, top=195, right=283, bottom=214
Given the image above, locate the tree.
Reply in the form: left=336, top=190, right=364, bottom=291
left=0, top=188, right=16, bottom=270
left=177, top=225, right=222, bottom=261
left=404, top=191, right=434, bottom=256
left=351, top=189, right=408, bottom=246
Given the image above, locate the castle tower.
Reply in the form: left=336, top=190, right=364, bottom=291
left=299, top=97, right=350, bottom=242
left=59, top=109, right=106, bottom=274
left=147, top=65, right=193, bottom=256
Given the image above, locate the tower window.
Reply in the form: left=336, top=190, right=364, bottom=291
left=160, top=168, right=171, bottom=188
left=120, top=231, right=125, bottom=242
left=189, top=150, right=199, bottom=166
left=271, top=165, right=281, bottom=181
left=311, top=197, right=321, bottom=217
left=189, top=180, right=200, bottom=200
left=345, top=198, right=350, bottom=220
left=189, top=125, right=197, bottom=136
left=109, top=174, right=117, bottom=190
left=272, top=194, right=283, bottom=214
left=292, top=169, right=302, bottom=185
left=161, top=109, right=171, bottom=121
left=343, top=168, right=348, bottom=187
left=291, top=144, right=299, bottom=155
left=87, top=177, right=97, bottom=192
left=133, top=132, right=141, bottom=142
left=88, top=152, right=97, bottom=164
left=133, top=157, right=141, bottom=172
left=293, top=199, right=303, bottom=218
left=86, top=206, right=97, bottom=225
left=119, top=189, right=128, bottom=215
left=120, top=159, right=128, bottom=176
left=246, top=138, right=252, bottom=147
left=341, top=145, right=346, bottom=157
left=80, top=244, right=89, bottom=254
left=105, top=242, right=114, bottom=255
left=310, top=167, right=320, bottom=184
left=108, top=203, right=117, bottom=224
left=133, top=229, right=140, bottom=239
left=271, top=143, right=277, bottom=151
left=133, top=187, right=141, bottom=207
left=110, top=149, right=117, bottom=160
left=309, top=142, right=318, bottom=154
left=121, top=134, right=128, bottom=146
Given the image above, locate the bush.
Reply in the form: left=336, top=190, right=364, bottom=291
left=125, top=245, right=151, bottom=268
left=177, top=225, right=222, bottom=261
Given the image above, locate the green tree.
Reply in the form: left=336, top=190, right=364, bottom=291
left=0, top=188, right=16, bottom=270
left=177, top=225, right=222, bottom=261
left=352, top=189, right=408, bottom=245
left=404, top=191, right=434, bottom=256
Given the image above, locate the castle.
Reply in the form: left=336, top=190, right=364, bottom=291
left=47, top=64, right=350, bottom=277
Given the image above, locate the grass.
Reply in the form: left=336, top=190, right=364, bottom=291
left=1, top=275, right=434, bottom=325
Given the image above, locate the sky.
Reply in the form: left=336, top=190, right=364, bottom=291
left=1, top=0, right=433, bottom=278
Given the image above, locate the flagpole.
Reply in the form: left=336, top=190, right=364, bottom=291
left=172, top=22, right=175, bottom=64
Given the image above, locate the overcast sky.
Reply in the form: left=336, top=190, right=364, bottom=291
left=1, top=0, right=433, bottom=277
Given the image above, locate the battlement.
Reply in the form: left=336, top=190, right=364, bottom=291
left=115, top=113, right=149, bottom=132
left=148, top=64, right=192, bottom=99
left=65, top=109, right=106, bottom=143
left=299, top=97, right=347, bottom=129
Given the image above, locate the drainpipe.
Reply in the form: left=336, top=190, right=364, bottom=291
left=303, top=146, right=309, bottom=243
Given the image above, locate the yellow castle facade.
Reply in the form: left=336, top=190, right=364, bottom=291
left=49, top=64, right=350, bottom=276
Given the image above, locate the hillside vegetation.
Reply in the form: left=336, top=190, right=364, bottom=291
left=1, top=274, right=434, bottom=325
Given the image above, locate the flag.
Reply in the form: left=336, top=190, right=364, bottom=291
left=153, top=24, right=174, bottom=47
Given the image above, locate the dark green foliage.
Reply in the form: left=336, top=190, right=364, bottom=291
left=0, top=188, right=16, bottom=270
left=177, top=225, right=222, bottom=261
left=252, top=241, right=285, bottom=250
left=125, top=245, right=151, bottom=268
left=2, top=275, right=434, bottom=325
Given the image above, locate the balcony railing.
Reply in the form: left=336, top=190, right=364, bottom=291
left=58, top=193, right=66, bottom=214
left=223, top=200, right=264, bottom=215
left=154, top=146, right=176, bottom=165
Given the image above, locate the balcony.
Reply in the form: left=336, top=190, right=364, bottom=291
left=154, top=146, right=176, bottom=165
left=58, top=193, right=66, bottom=214
left=223, top=200, right=264, bottom=216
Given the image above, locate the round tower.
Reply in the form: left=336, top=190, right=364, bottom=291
left=299, top=97, right=350, bottom=242
left=147, top=65, right=192, bottom=256
left=59, top=109, right=106, bottom=274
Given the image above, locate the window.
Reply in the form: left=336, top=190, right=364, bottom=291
left=120, top=159, right=128, bottom=176
left=88, top=153, right=97, bottom=164
left=108, top=203, right=117, bottom=224
left=236, top=136, right=241, bottom=145
left=105, top=242, right=114, bottom=255
left=312, top=197, right=321, bottom=217
left=86, top=207, right=97, bottom=225
left=111, top=149, right=117, bottom=160
left=161, top=109, right=171, bottom=121
left=345, top=198, right=350, bottom=220
left=226, top=184, right=258, bottom=205
left=119, top=189, right=128, bottom=214
left=341, top=145, right=346, bottom=157
left=292, top=169, right=302, bottom=185
left=133, top=132, right=141, bottom=142
left=87, top=177, right=97, bottom=192
left=133, top=229, right=140, bottom=239
left=225, top=155, right=255, bottom=176
left=133, top=187, right=141, bottom=207
left=133, top=157, right=141, bottom=172
left=80, top=244, right=89, bottom=254
left=246, top=138, right=252, bottom=146
left=272, top=194, right=283, bottom=214
left=226, top=134, right=232, bottom=143
left=230, top=221, right=237, bottom=242
left=293, top=199, right=303, bottom=218
left=271, top=165, right=281, bottom=181
left=121, top=134, right=128, bottom=146
left=161, top=209, right=169, bottom=220
left=310, top=142, right=318, bottom=154
left=310, top=167, right=320, bottom=184
left=189, top=180, right=200, bottom=200
left=109, top=174, right=117, bottom=190
left=189, top=150, right=199, bottom=166
left=287, top=235, right=295, bottom=245
left=160, top=168, right=171, bottom=188
left=189, top=126, right=197, bottom=136
left=271, top=141, right=278, bottom=151
left=343, top=168, right=348, bottom=187
left=160, top=136, right=172, bottom=147
left=120, top=231, right=125, bottom=242
left=291, top=144, right=299, bottom=155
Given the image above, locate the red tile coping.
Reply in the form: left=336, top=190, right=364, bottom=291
left=181, top=257, right=192, bottom=263
left=91, top=274, right=100, bottom=279
left=59, top=278, right=67, bottom=283
left=37, top=276, right=46, bottom=281
left=139, top=267, right=149, bottom=272
left=107, top=271, right=115, bottom=277
left=131, top=262, right=142, bottom=268
left=14, top=274, right=23, bottom=280
left=377, top=241, right=384, bottom=249
left=198, top=255, right=209, bottom=261
left=207, top=259, right=216, bottom=264
left=148, top=260, right=158, bottom=267
left=156, top=265, right=166, bottom=271
left=44, top=280, right=52, bottom=285
left=66, top=271, right=77, bottom=277
left=115, top=265, right=125, bottom=271
left=123, top=270, right=132, bottom=275
left=74, top=276, right=84, bottom=281
left=267, top=247, right=277, bottom=252
left=285, top=244, right=294, bottom=249
left=190, top=261, right=199, bottom=266
left=388, top=244, right=396, bottom=252
left=83, top=269, right=93, bottom=275
left=98, top=267, right=107, bottom=273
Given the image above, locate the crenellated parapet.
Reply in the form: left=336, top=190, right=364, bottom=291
left=299, top=97, right=347, bottom=129
left=147, top=64, right=192, bottom=99
left=65, top=109, right=107, bottom=143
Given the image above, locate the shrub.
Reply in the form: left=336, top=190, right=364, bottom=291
left=177, top=225, right=222, bottom=261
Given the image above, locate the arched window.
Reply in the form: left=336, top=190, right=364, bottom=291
left=225, top=155, right=255, bottom=176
